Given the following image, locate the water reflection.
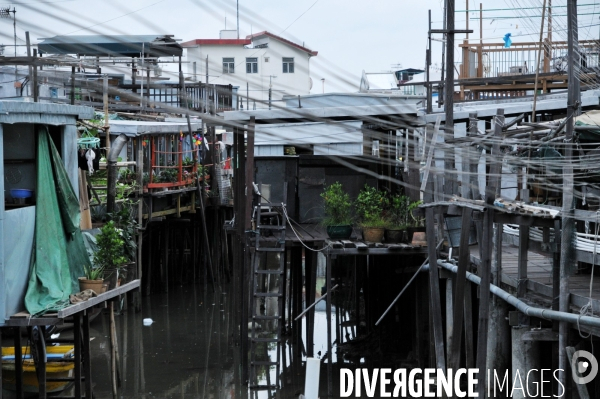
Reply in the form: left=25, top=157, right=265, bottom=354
left=90, top=284, right=240, bottom=399
left=87, top=282, right=342, bottom=399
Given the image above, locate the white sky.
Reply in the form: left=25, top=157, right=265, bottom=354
left=0, top=0, right=598, bottom=92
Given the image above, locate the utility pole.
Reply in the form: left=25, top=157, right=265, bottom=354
left=426, top=10, right=432, bottom=114
left=430, top=0, right=472, bottom=196
left=439, top=0, right=447, bottom=108
left=559, top=0, right=580, bottom=392
left=0, top=7, right=17, bottom=95
left=269, top=75, right=277, bottom=109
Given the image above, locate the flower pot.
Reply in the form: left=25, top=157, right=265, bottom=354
left=362, top=227, right=385, bottom=243
left=407, top=226, right=426, bottom=244
left=78, top=277, right=105, bottom=294
left=326, top=225, right=353, bottom=240
left=385, top=228, right=406, bottom=243
left=102, top=268, right=119, bottom=290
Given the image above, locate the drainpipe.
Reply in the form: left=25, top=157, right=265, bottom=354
left=106, top=134, right=128, bottom=216
left=436, top=260, right=600, bottom=328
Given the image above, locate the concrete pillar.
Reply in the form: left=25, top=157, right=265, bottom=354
left=510, top=327, right=541, bottom=399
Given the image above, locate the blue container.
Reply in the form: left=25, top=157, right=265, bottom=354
left=10, top=189, right=33, bottom=199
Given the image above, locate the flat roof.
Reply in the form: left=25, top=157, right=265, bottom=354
left=38, top=35, right=183, bottom=58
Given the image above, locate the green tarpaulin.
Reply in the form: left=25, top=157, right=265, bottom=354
left=24, top=126, right=90, bottom=316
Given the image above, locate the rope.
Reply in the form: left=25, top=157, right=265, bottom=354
left=281, top=204, right=331, bottom=253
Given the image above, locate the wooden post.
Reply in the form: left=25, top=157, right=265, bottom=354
left=468, top=113, right=480, bottom=200
left=449, top=208, right=472, bottom=370
left=32, top=49, right=38, bottom=102
left=476, top=108, right=503, bottom=397
left=559, top=0, right=579, bottom=389
left=426, top=207, right=446, bottom=370
left=326, top=251, right=334, bottom=397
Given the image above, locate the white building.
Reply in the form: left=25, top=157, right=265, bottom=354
left=182, top=30, right=317, bottom=109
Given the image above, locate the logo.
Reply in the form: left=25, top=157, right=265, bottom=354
left=571, top=350, right=598, bottom=385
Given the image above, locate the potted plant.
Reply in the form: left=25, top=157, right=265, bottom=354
left=78, top=264, right=106, bottom=294
left=93, top=220, right=129, bottom=289
left=355, top=184, right=388, bottom=242
left=385, top=194, right=411, bottom=243
left=321, top=182, right=353, bottom=239
left=406, top=200, right=425, bottom=244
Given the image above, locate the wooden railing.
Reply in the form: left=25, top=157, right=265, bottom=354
left=459, top=39, right=600, bottom=79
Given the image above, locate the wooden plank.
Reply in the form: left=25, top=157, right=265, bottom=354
left=355, top=242, right=369, bottom=250
left=521, top=329, right=559, bottom=341
left=57, top=280, right=141, bottom=318
left=341, top=240, right=354, bottom=248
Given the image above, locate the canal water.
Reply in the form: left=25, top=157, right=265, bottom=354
left=86, top=282, right=339, bottom=399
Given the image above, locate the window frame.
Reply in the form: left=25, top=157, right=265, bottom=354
left=222, top=57, right=235, bottom=74
left=282, top=57, right=294, bottom=73
left=246, top=57, right=258, bottom=74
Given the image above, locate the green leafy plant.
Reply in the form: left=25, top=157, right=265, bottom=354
left=408, top=200, right=424, bottom=227
left=321, top=182, right=353, bottom=226
left=83, top=264, right=104, bottom=280
left=107, top=200, right=139, bottom=264
left=182, top=156, right=196, bottom=167
left=160, top=168, right=178, bottom=183
left=355, top=184, right=389, bottom=228
left=386, top=194, right=411, bottom=229
left=93, top=220, right=129, bottom=271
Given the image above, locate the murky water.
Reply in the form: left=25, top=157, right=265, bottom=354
left=84, top=283, right=340, bottom=399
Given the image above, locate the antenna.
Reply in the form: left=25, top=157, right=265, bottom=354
left=237, top=0, right=240, bottom=39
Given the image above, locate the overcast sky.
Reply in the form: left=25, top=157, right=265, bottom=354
left=0, top=0, right=598, bottom=92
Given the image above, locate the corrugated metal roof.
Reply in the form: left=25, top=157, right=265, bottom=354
left=0, top=101, right=94, bottom=123
left=108, top=120, right=203, bottom=137
left=38, top=35, right=182, bottom=57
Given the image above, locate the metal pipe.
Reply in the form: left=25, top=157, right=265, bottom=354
left=106, top=134, right=128, bottom=215
left=294, top=284, right=339, bottom=321
left=436, top=260, right=600, bottom=328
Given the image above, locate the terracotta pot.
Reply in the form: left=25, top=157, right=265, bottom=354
left=407, top=226, right=426, bottom=243
left=78, top=277, right=105, bottom=294
left=326, top=225, right=353, bottom=240
left=362, top=227, right=385, bottom=243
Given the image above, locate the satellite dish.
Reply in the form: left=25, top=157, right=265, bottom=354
left=309, top=77, right=313, bottom=90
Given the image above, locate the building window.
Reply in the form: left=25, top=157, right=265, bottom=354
left=223, top=58, right=235, bottom=73
left=246, top=57, right=258, bottom=73
left=282, top=57, right=294, bottom=73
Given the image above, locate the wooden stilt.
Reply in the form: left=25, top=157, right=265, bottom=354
left=449, top=208, right=472, bottom=370
left=326, top=251, right=333, bottom=398
left=476, top=108, right=503, bottom=397
left=426, top=207, right=446, bottom=370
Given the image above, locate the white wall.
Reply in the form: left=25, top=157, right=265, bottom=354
left=186, top=38, right=312, bottom=109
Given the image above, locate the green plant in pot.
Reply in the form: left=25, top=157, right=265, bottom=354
left=385, top=194, right=411, bottom=243
left=406, top=200, right=425, bottom=244
left=93, top=220, right=129, bottom=289
left=321, top=182, right=353, bottom=239
left=78, top=264, right=106, bottom=294
left=356, top=184, right=388, bottom=242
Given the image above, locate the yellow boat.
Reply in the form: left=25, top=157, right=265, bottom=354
left=2, top=345, right=75, bottom=394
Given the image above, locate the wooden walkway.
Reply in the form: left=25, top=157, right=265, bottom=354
left=471, top=243, right=600, bottom=313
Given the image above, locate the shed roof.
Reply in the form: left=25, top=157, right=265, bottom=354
left=37, top=35, right=183, bottom=57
